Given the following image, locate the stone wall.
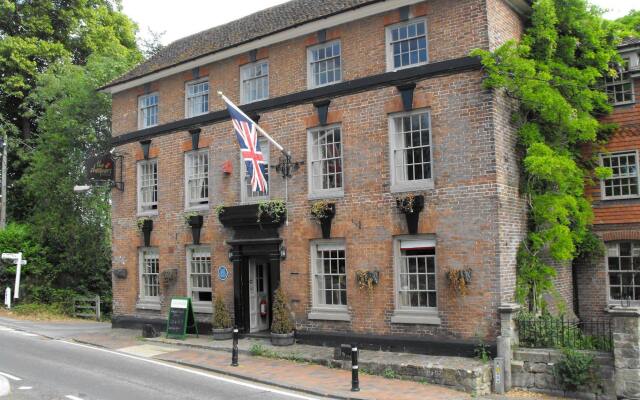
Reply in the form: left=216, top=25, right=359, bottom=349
left=512, top=348, right=615, bottom=399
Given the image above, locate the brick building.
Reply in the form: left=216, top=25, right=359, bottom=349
left=576, top=38, right=640, bottom=319
left=102, top=0, right=531, bottom=350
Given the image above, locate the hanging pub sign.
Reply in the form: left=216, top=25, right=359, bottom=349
left=166, top=297, right=198, bottom=340
left=87, top=153, right=115, bottom=182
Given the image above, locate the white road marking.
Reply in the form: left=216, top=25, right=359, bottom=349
left=65, top=396, right=84, bottom=400
left=18, top=386, right=32, bottom=390
left=0, top=372, right=21, bottom=381
left=59, top=340, right=320, bottom=400
left=0, top=326, right=13, bottom=332
left=13, top=331, right=38, bottom=337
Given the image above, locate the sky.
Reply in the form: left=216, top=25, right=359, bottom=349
left=120, top=0, right=637, bottom=46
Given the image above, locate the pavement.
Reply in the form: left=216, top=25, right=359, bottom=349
left=0, top=315, right=567, bottom=399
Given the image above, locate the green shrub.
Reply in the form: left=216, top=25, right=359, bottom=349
left=554, top=348, right=595, bottom=391
left=383, top=368, right=398, bottom=379
left=11, top=303, right=70, bottom=319
left=212, top=296, right=231, bottom=329
left=270, top=287, right=294, bottom=334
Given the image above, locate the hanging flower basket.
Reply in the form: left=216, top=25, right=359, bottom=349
left=186, top=214, right=204, bottom=245
left=396, top=194, right=424, bottom=235
left=137, top=218, right=153, bottom=247
left=446, top=269, right=472, bottom=295
left=310, top=201, right=336, bottom=239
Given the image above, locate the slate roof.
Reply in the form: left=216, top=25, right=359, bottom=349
left=620, top=37, right=640, bottom=48
left=104, top=0, right=383, bottom=89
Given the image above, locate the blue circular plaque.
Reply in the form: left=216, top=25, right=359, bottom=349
left=218, top=265, right=229, bottom=281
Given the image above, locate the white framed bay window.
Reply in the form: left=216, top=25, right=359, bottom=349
left=240, top=60, right=269, bottom=104
left=600, top=151, right=639, bottom=200
left=389, top=110, right=433, bottom=192
left=185, top=149, right=209, bottom=209
left=391, top=236, right=440, bottom=325
left=607, top=242, right=640, bottom=304
left=185, top=79, right=209, bottom=117
left=307, top=125, right=343, bottom=198
left=138, top=248, right=160, bottom=309
left=308, top=240, right=349, bottom=321
left=187, top=246, right=213, bottom=312
left=137, top=159, right=158, bottom=215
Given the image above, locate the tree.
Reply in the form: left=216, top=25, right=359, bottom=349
left=471, top=0, right=622, bottom=312
left=616, top=10, right=640, bottom=37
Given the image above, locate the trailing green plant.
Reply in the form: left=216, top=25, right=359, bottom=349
left=271, top=287, right=294, bottom=334
left=212, top=296, right=232, bottom=329
left=257, top=200, right=287, bottom=223
left=136, top=217, right=152, bottom=230
left=382, top=368, right=398, bottom=379
left=554, top=348, right=596, bottom=391
left=310, top=200, right=334, bottom=221
left=214, top=205, right=226, bottom=216
left=395, top=194, right=420, bottom=213
left=471, top=0, right=624, bottom=312
left=183, top=212, right=200, bottom=224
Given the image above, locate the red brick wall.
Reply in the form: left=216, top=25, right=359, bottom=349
left=110, top=0, right=526, bottom=341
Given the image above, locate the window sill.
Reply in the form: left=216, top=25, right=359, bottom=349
left=308, top=308, right=350, bottom=321
left=391, top=311, right=440, bottom=325
left=390, top=180, right=434, bottom=194
left=611, top=100, right=635, bottom=107
left=308, top=191, right=344, bottom=201
left=136, top=301, right=161, bottom=311
left=193, top=303, right=213, bottom=314
left=600, top=195, right=640, bottom=201
left=307, top=80, right=342, bottom=91
left=185, top=204, right=209, bottom=212
left=387, top=61, right=429, bottom=73
left=137, top=210, right=158, bottom=218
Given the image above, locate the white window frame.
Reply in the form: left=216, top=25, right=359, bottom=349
left=307, top=40, right=342, bottom=89
left=240, top=60, right=269, bottom=104
left=184, top=149, right=209, bottom=210
left=185, top=79, right=209, bottom=118
left=137, top=159, right=158, bottom=216
left=240, top=138, right=270, bottom=203
left=600, top=150, right=640, bottom=200
left=137, top=247, right=160, bottom=309
left=138, top=92, right=159, bottom=129
left=308, top=239, right=350, bottom=321
left=391, top=235, right=440, bottom=325
left=385, top=18, right=428, bottom=72
left=388, top=109, right=434, bottom=193
left=187, top=246, right=213, bottom=313
left=605, top=57, right=635, bottom=106
left=606, top=241, right=640, bottom=306
left=307, top=124, right=344, bottom=199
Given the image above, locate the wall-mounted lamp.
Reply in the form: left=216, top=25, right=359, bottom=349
left=228, top=249, right=234, bottom=262
left=280, top=244, right=287, bottom=260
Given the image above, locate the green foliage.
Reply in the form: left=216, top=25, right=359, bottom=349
left=382, top=368, right=398, bottom=379
left=474, top=342, right=491, bottom=364
left=471, top=0, right=624, bottom=311
left=554, top=348, right=595, bottom=391
left=271, top=287, right=294, bottom=334
left=10, top=302, right=72, bottom=319
left=257, top=200, right=287, bottom=223
left=615, top=10, right=640, bottom=38
left=212, top=296, right=231, bottom=329
left=517, top=312, right=612, bottom=351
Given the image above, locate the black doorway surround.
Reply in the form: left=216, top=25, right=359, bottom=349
left=219, top=204, right=284, bottom=333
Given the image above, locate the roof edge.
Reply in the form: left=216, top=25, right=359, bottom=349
left=502, top=0, right=531, bottom=17
left=100, top=0, right=421, bottom=94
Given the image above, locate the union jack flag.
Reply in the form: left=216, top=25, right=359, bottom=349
left=223, top=98, right=268, bottom=193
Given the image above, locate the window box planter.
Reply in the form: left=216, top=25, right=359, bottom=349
left=212, top=327, right=233, bottom=340
left=311, top=201, right=336, bottom=239
left=187, top=215, right=204, bottom=245
left=396, top=195, right=424, bottom=235
left=138, top=219, right=153, bottom=247
left=270, top=332, right=295, bottom=346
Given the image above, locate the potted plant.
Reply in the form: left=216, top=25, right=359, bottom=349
left=310, top=201, right=336, bottom=239
left=185, top=213, right=204, bottom=245
left=396, top=194, right=424, bottom=235
left=211, top=295, right=233, bottom=340
left=137, top=218, right=153, bottom=247
left=257, top=200, right=287, bottom=224
left=270, top=287, right=295, bottom=346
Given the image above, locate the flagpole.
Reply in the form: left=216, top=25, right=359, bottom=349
left=217, top=91, right=288, bottom=155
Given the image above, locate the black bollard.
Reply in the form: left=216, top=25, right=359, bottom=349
left=351, top=344, right=360, bottom=392
left=231, top=327, right=239, bottom=367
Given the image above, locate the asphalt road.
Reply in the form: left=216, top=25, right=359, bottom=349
left=0, top=324, right=321, bottom=400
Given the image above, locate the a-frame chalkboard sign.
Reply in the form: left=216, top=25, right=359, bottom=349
left=166, top=297, right=198, bottom=340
